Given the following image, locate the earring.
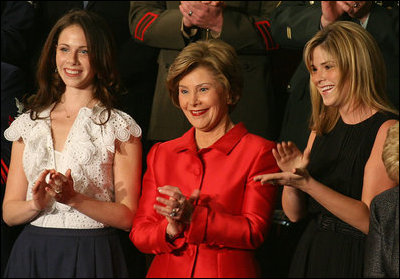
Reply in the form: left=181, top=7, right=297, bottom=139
left=54, top=68, right=58, bottom=73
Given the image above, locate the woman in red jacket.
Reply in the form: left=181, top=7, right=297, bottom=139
left=130, top=39, right=279, bottom=278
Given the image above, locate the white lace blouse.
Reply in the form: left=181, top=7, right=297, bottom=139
left=4, top=103, right=142, bottom=229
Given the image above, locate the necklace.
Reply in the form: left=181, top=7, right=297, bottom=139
left=61, top=97, right=94, bottom=118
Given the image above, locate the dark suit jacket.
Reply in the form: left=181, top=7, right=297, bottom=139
left=271, top=1, right=399, bottom=151
left=1, top=1, right=35, bottom=70
left=365, top=186, right=399, bottom=278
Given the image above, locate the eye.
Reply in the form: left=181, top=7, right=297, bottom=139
left=59, top=47, right=69, bottom=52
left=311, top=66, right=317, bottom=73
left=199, top=87, right=209, bottom=92
left=179, top=89, right=188, bottom=94
left=79, top=49, right=89, bottom=55
left=324, top=65, right=332, bottom=70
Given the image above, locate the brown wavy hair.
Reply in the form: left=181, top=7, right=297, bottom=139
left=25, top=9, right=122, bottom=123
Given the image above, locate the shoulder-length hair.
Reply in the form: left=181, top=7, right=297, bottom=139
left=303, top=21, right=398, bottom=135
left=166, top=39, right=243, bottom=113
left=25, top=9, right=121, bottom=122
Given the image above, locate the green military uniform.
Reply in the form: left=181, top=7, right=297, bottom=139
left=129, top=1, right=281, bottom=141
left=270, top=1, right=399, bottom=151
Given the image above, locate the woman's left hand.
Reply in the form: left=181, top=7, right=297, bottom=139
left=46, top=169, right=76, bottom=204
left=254, top=168, right=311, bottom=191
left=154, top=186, right=200, bottom=224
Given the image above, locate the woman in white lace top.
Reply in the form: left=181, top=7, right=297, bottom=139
left=2, top=10, right=142, bottom=278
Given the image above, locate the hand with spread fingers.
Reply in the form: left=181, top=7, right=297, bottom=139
left=154, top=185, right=200, bottom=238
left=45, top=169, right=76, bottom=204
left=273, top=141, right=310, bottom=172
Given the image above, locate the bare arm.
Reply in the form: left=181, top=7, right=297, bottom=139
left=259, top=120, right=398, bottom=233
left=281, top=131, right=316, bottom=222
left=2, top=140, right=51, bottom=226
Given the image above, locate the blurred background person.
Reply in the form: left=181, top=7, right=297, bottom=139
left=1, top=1, right=35, bottom=274
left=364, top=122, right=399, bottom=278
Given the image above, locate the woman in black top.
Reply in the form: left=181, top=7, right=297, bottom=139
left=255, top=21, right=398, bottom=277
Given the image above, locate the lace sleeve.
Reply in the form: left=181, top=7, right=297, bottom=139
left=101, top=109, right=142, bottom=153
left=111, top=109, right=142, bottom=141
left=3, top=113, right=35, bottom=143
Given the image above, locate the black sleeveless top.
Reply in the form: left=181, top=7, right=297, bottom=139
left=307, top=111, right=398, bottom=216
left=290, top=111, right=397, bottom=277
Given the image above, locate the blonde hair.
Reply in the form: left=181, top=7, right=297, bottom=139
left=166, top=39, right=243, bottom=112
left=382, top=122, right=399, bottom=184
left=303, top=21, right=398, bottom=135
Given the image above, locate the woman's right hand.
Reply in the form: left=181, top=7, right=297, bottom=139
left=31, top=169, right=54, bottom=211
left=273, top=141, right=310, bottom=172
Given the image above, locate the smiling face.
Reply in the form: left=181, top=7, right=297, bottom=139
left=310, top=45, right=350, bottom=109
left=178, top=66, right=230, bottom=133
left=56, top=24, right=95, bottom=90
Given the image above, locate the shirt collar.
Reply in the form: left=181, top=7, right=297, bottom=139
left=173, top=122, right=248, bottom=155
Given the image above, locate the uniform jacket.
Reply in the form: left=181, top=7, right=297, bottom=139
left=270, top=1, right=399, bottom=150
left=129, top=1, right=282, bottom=141
left=364, top=186, right=399, bottom=278
left=130, top=123, right=279, bottom=278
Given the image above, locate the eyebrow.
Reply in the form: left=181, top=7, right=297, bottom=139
left=321, top=60, right=335, bottom=65
left=57, top=43, right=88, bottom=49
left=311, top=60, right=336, bottom=67
left=179, top=83, right=213, bottom=88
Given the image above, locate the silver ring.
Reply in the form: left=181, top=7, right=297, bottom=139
left=169, top=208, right=179, bottom=217
left=188, top=10, right=193, bottom=16
left=54, top=189, right=62, bottom=194
left=353, top=2, right=359, bottom=8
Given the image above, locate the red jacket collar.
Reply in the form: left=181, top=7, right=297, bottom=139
left=173, top=122, right=248, bottom=155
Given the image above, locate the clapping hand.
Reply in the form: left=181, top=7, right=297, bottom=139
left=154, top=185, right=200, bottom=238
left=273, top=141, right=310, bottom=172
left=179, top=1, right=224, bottom=32
left=45, top=169, right=76, bottom=204
left=254, top=141, right=311, bottom=190
left=31, top=169, right=54, bottom=211
left=254, top=167, right=311, bottom=190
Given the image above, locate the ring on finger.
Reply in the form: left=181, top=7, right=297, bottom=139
left=353, top=2, right=359, bottom=8
left=188, top=10, right=193, bottom=16
left=169, top=207, right=179, bottom=217
left=54, top=189, right=62, bottom=194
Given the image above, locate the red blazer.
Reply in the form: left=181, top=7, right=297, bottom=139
left=130, top=123, right=279, bottom=278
